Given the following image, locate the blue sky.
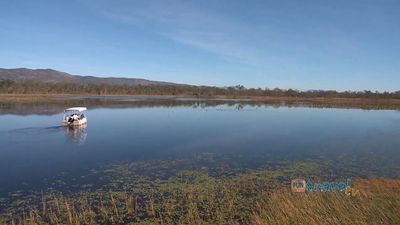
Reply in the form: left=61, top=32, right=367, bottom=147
left=0, top=0, right=399, bottom=91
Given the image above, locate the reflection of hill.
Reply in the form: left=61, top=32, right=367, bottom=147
left=0, top=97, right=267, bottom=115
left=1, top=96, right=399, bottom=115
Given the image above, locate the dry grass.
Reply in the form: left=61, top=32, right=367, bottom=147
left=252, top=179, right=400, bottom=225
left=0, top=94, right=55, bottom=103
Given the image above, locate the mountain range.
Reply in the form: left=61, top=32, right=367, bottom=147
left=0, top=68, right=179, bottom=86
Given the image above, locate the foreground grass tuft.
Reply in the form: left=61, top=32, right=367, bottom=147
left=1, top=178, right=399, bottom=225
left=252, top=179, right=400, bottom=225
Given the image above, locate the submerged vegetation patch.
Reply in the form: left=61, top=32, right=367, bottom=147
left=0, top=154, right=317, bottom=223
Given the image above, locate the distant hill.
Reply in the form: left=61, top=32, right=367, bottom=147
left=1, top=68, right=400, bottom=101
left=0, top=68, right=179, bottom=86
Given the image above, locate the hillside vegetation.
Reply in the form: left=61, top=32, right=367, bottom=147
left=1, top=80, right=400, bottom=99
left=1, top=68, right=400, bottom=99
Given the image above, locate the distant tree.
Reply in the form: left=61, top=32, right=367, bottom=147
left=0, top=79, right=399, bottom=99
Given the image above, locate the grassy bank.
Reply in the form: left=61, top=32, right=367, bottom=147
left=1, top=172, right=399, bottom=224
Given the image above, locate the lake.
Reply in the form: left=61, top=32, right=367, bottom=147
left=1, top=97, right=400, bottom=209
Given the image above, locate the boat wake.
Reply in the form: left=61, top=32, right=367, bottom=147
left=8, top=125, right=65, bottom=135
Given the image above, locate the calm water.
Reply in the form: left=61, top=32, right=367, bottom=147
left=1, top=98, right=400, bottom=202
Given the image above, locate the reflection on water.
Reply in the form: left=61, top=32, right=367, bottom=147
left=64, top=125, right=87, bottom=145
left=3, top=96, right=398, bottom=116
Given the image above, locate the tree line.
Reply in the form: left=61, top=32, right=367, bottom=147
left=1, top=80, right=400, bottom=99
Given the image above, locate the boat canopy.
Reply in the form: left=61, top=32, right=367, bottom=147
left=64, top=107, right=87, bottom=112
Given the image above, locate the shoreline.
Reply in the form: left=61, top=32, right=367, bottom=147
left=2, top=94, right=400, bottom=110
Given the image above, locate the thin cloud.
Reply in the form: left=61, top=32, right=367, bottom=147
left=82, top=0, right=363, bottom=67
left=82, top=0, right=269, bottom=65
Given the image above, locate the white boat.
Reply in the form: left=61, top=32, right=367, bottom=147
left=63, top=107, right=88, bottom=126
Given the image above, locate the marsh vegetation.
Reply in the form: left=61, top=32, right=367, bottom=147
left=1, top=158, right=399, bottom=225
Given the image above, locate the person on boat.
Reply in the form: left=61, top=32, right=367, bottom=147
left=67, top=115, right=73, bottom=123
left=67, top=114, right=79, bottom=124
left=72, top=114, right=79, bottom=121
